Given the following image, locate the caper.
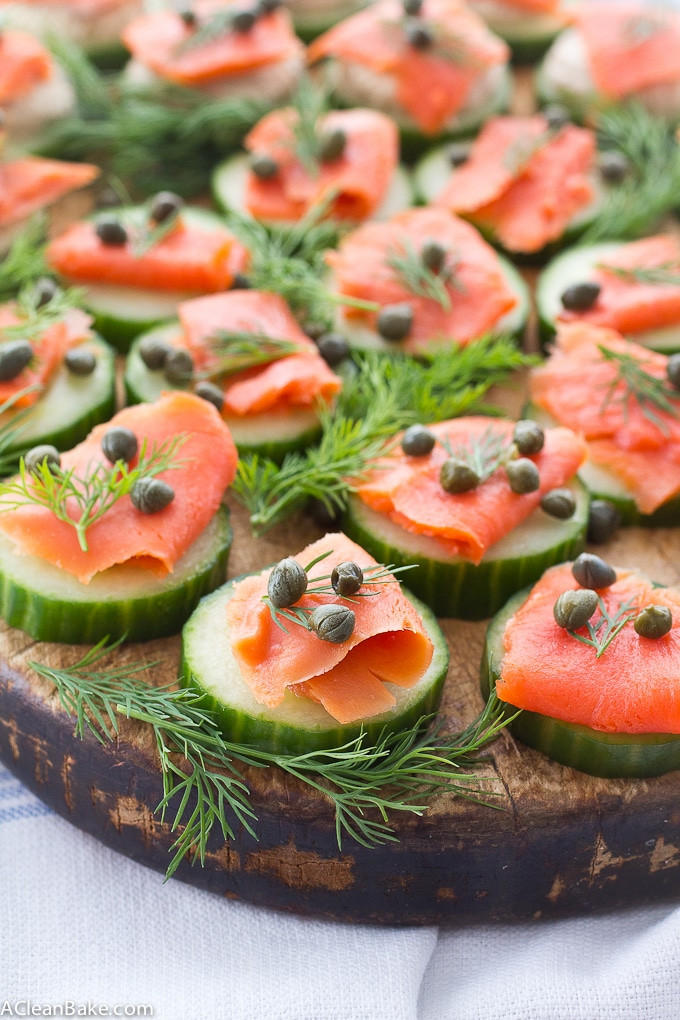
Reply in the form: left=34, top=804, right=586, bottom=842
left=331, top=560, right=364, bottom=596
left=267, top=557, right=308, bottom=608
left=667, top=353, right=680, bottom=391
left=101, top=426, right=138, bottom=464
left=231, top=7, right=257, bottom=32
left=64, top=347, right=97, bottom=376
left=403, top=0, right=422, bottom=13
left=315, top=331, right=349, bottom=366
left=232, top=272, right=252, bottom=290
left=319, top=127, right=347, bottom=163
left=541, top=487, right=577, bottom=519
left=24, top=444, right=60, bottom=475
left=506, top=458, right=540, bottom=494
left=572, top=552, right=616, bottom=590
left=310, top=603, right=356, bottom=643
left=194, top=380, right=224, bottom=412
left=32, top=277, right=59, bottom=308
left=96, top=186, right=122, bottom=210
left=0, top=340, right=33, bottom=381
left=164, top=348, right=194, bottom=384
left=553, top=588, right=598, bottom=630
left=440, top=457, right=479, bottom=493
left=513, top=419, right=544, bottom=456
left=543, top=104, right=570, bottom=130
left=376, top=302, right=413, bottom=342
left=149, top=190, right=184, bottom=224
left=94, top=216, right=128, bottom=247
left=599, top=150, right=630, bottom=184
left=179, top=8, right=197, bottom=25
left=447, top=141, right=470, bottom=167
left=587, top=499, right=621, bottom=544
left=401, top=424, right=435, bottom=457
left=304, top=321, right=327, bottom=341
left=130, top=476, right=175, bottom=514
left=634, top=604, right=672, bottom=639
left=560, top=281, right=601, bottom=312
left=306, top=496, right=343, bottom=529
left=139, top=334, right=171, bottom=371
left=421, top=239, right=447, bottom=274
left=404, top=17, right=433, bottom=48
left=249, top=152, right=279, bottom=180
left=258, top=0, right=282, bottom=11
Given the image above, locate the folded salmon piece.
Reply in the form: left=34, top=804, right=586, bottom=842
left=0, top=29, right=51, bottom=103
left=0, top=158, right=99, bottom=229
left=0, top=304, right=93, bottom=407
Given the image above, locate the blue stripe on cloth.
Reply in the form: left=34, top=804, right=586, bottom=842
left=0, top=763, right=53, bottom=824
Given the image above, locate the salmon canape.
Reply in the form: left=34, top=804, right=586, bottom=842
left=122, top=0, right=305, bottom=103
left=308, top=0, right=511, bottom=140
left=468, top=0, right=570, bottom=62
left=538, top=2, right=680, bottom=122
left=0, top=0, right=144, bottom=66
left=0, top=28, right=75, bottom=151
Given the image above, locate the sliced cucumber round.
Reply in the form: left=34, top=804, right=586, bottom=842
left=537, top=243, right=680, bottom=352
left=181, top=579, right=449, bottom=754
left=0, top=335, right=116, bottom=463
left=0, top=507, right=232, bottom=645
left=211, top=154, right=414, bottom=224
left=482, top=587, right=680, bottom=777
left=343, top=479, right=589, bottom=620
left=124, top=324, right=324, bottom=463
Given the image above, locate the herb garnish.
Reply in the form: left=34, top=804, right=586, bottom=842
left=174, top=9, right=238, bottom=55
left=502, top=128, right=554, bottom=175
left=203, top=330, right=299, bottom=377
left=0, top=218, right=49, bottom=302
left=31, top=642, right=511, bottom=876
left=439, top=426, right=509, bottom=484
left=288, top=76, right=331, bottom=177
left=387, top=239, right=461, bottom=310
left=2, top=284, right=86, bottom=347
left=566, top=595, right=637, bottom=658
left=130, top=201, right=183, bottom=258
left=597, top=344, right=679, bottom=431
left=597, top=261, right=680, bottom=288
left=0, top=434, right=187, bottom=552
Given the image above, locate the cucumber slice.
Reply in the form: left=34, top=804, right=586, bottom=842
left=343, top=479, right=589, bottom=619
left=537, top=243, right=680, bottom=352
left=124, top=324, right=324, bottom=463
left=0, top=336, right=116, bottom=461
left=482, top=588, right=680, bottom=777
left=0, top=507, right=232, bottom=645
left=180, top=579, right=449, bottom=754
left=211, top=155, right=414, bottom=224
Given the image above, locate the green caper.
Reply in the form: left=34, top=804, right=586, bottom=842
left=401, top=424, right=435, bottom=457
left=553, top=588, right=598, bottom=630
left=403, top=0, right=422, bottom=13
left=231, top=7, right=257, bottom=32
left=572, top=552, right=616, bottom=590
left=667, top=353, right=680, bottom=391
left=440, top=457, right=479, bottom=493
left=315, top=332, right=349, bottom=367
left=64, top=347, right=97, bottom=377
left=249, top=152, right=279, bottom=180
left=331, top=560, right=363, bottom=596
left=24, top=444, right=60, bottom=475
left=446, top=141, right=469, bottom=167
left=587, top=499, right=621, bottom=544
left=139, top=334, right=171, bottom=371
left=258, top=0, right=282, bottom=11
left=101, top=426, right=138, bottom=464
left=404, top=17, right=433, bottom=48
left=513, top=419, right=544, bottom=456
left=94, top=216, right=128, bottom=247
left=540, top=487, right=576, bottom=519
left=149, top=190, right=184, bottom=224
left=634, top=604, right=672, bottom=639
left=310, top=603, right=356, bottom=643
left=0, top=340, right=33, bottom=381
left=194, top=380, right=224, bottom=412
left=304, top=321, right=327, bottom=341
left=179, top=8, right=197, bottom=25
left=506, top=458, right=540, bottom=495
left=599, top=150, right=630, bottom=184
left=130, top=476, right=175, bottom=514
left=543, top=103, right=571, bottom=130
left=164, top=348, right=194, bottom=385
left=319, top=127, right=347, bottom=163
left=421, top=239, right=447, bottom=274
left=560, top=281, right=601, bottom=312
left=268, top=558, right=308, bottom=608
left=376, top=303, right=413, bottom=342
left=232, top=272, right=252, bottom=290
left=32, top=277, right=59, bottom=308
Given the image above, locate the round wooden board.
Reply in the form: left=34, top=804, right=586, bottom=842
left=2, top=489, right=680, bottom=926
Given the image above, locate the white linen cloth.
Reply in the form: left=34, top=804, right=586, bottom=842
left=2, top=762, right=680, bottom=1020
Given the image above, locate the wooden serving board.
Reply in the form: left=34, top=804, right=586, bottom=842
left=2, top=489, right=680, bottom=926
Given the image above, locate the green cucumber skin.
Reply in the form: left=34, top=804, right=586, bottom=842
left=180, top=580, right=449, bottom=755
left=482, top=589, right=680, bottom=777
left=91, top=307, right=173, bottom=355
left=343, top=483, right=589, bottom=620
left=0, top=508, right=232, bottom=645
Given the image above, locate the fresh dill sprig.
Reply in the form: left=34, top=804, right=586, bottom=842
left=0, top=387, right=43, bottom=477
left=440, top=426, right=509, bottom=483
left=174, top=9, right=236, bottom=56
left=598, top=260, right=680, bottom=288
left=386, top=239, right=461, bottom=310
left=4, top=284, right=86, bottom=346
left=0, top=218, right=49, bottom=302
left=30, top=643, right=511, bottom=874
left=0, top=434, right=187, bottom=552
left=130, top=202, right=183, bottom=258
left=567, top=596, right=637, bottom=658
left=204, top=330, right=299, bottom=377
left=502, top=128, right=554, bottom=174
left=597, top=343, right=679, bottom=431
left=289, top=75, right=330, bottom=177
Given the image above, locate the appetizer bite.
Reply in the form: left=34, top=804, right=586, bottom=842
left=469, top=0, right=569, bottom=62
left=308, top=0, right=511, bottom=143
left=325, top=207, right=529, bottom=354
left=45, top=193, right=250, bottom=351
left=125, top=289, right=343, bottom=462
left=0, top=28, right=76, bottom=151
left=181, top=532, right=449, bottom=752
left=0, top=391, right=237, bottom=644
left=483, top=556, right=680, bottom=777
left=122, top=0, right=304, bottom=102
left=342, top=415, right=588, bottom=618
left=286, top=0, right=369, bottom=40
left=530, top=321, right=680, bottom=526
left=538, top=2, right=680, bottom=122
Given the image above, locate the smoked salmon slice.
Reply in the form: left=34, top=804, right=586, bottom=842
left=0, top=391, right=238, bottom=583
left=308, top=0, right=509, bottom=136
left=0, top=304, right=93, bottom=407
left=326, top=207, right=519, bottom=352
left=0, top=158, right=99, bottom=228
left=226, top=532, right=434, bottom=723
left=498, top=562, right=680, bottom=733
left=243, top=107, right=398, bottom=222
left=177, top=290, right=342, bottom=416
left=435, top=116, right=595, bottom=253
left=122, top=1, right=302, bottom=86
left=46, top=215, right=249, bottom=293
left=0, top=29, right=51, bottom=103
left=354, top=417, right=587, bottom=563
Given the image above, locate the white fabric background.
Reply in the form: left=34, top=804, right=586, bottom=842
left=2, top=763, right=680, bottom=1019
